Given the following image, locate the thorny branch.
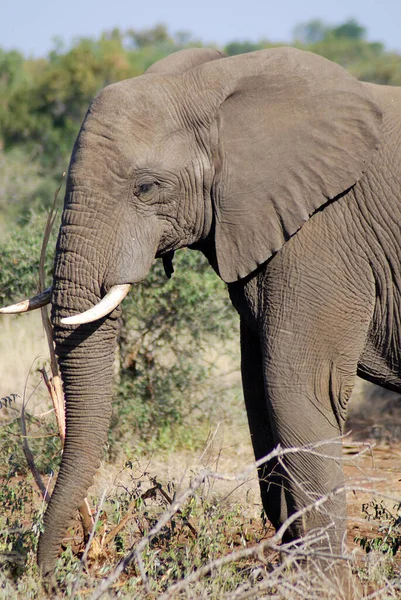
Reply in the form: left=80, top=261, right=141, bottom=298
left=89, top=438, right=379, bottom=600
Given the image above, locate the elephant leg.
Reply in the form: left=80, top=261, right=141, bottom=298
left=261, top=337, right=348, bottom=553
left=240, top=318, right=284, bottom=530
left=255, top=229, right=375, bottom=554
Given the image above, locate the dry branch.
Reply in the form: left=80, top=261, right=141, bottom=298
left=19, top=404, right=49, bottom=501
left=89, top=439, right=378, bottom=600
left=71, top=489, right=107, bottom=599
left=102, top=485, right=158, bottom=546
left=103, top=480, right=197, bottom=550
left=39, top=174, right=65, bottom=441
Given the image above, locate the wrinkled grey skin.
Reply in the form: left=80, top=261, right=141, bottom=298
left=35, top=46, right=401, bottom=573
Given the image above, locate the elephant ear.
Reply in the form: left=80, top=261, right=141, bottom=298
left=146, top=48, right=226, bottom=74
left=192, top=47, right=382, bottom=283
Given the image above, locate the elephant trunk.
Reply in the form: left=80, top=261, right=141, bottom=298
left=37, top=316, right=118, bottom=574
left=37, top=199, right=121, bottom=574
left=36, top=179, right=159, bottom=572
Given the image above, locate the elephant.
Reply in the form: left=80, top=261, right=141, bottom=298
left=2, top=45, right=401, bottom=576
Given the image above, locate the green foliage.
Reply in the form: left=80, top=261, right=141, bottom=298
left=111, top=250, right=237, bottom=453
left=303, top=37, right=386, bottom=72
left=0, top=416, right=61, bottom=478
left=0, top=474, right=44, bottom=571
left=330, top=19, right=367, bottom=41
left=350, top=53, right=401, bottom=86
left=355, top=499, right=401, bottom=556
left=294, top=18, right=367, bottom=44
left=0, top=419, right=48, bottom=580
left=224, top=40, right=269, bottom=56
left=0, top=211, right=57, bottom=305
left=0, top=149, right=59, bottom=228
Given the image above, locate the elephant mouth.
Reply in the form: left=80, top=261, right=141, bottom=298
left=0, top=283, right=131, bottom=325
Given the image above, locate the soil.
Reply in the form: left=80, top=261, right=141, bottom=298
left=345, top=380, right=401, bottom=554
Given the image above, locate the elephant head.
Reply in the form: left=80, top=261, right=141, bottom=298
left=3, top=47, right=382, bottom=574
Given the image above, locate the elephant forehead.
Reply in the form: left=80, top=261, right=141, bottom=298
left=130, top=129, right=198, bottom=171
left=91, top=75, right=185, bottom=132
left=85, top=78, right=197, bottom=170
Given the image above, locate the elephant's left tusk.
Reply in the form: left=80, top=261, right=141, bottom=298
left=0, top=286, right=53, bottom=314
left=60, top=284, right=132, bottom=325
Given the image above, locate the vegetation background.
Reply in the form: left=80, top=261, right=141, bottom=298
left=1, top=18, right=401, bottom=598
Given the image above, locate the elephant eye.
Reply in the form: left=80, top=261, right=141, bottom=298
left=136, top=181, right=159, bottom=198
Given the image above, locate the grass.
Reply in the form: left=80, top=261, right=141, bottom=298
left=0, top=312, right=50, bottom=425
left=2, top=316, right=401, bottom=597
left=2, top=446, right=401, bottom=599
left=2, top=417, right=401, bottom=600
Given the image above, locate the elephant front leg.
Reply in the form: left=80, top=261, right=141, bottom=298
left=262, top=357, right=347, bottom=554
left=258, top=292, right=374, bottom=555
left=240, top=319, right=288, bottom=533
left=241, top=316, right=347, bottom=553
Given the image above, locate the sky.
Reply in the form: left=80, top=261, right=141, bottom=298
left=2, top=0, right=401, bottom=57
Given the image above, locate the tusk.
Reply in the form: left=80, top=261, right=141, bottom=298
left=60, top=284, right=131, bottom=325
left=0, top=286, right=52, bottom=314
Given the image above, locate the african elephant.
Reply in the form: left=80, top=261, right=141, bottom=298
left=3, top=45, right=401, bottom=575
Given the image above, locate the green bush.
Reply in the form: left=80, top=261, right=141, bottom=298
left=0, top=211, right=56, bottom=305
left=111, top=249, right=238, bottom=453
left=355, top=499, right=401, bottom=556
left=0, top=213, right=238, bottom=451
left=0, top=150, right=61, bottom=227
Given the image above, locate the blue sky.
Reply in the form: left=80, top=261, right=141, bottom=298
left=2, top=0, right=401, bottom=57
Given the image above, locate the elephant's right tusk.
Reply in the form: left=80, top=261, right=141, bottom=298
left=0, top=286, right=53, bottom=314
left=60, top=283, right=132, bottom=325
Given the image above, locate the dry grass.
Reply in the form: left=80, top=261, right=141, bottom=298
left=0, top=312, right=51, bottom=424
left=2, top=317, right=401, bottom=597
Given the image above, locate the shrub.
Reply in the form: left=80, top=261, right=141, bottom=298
left=0, top=213, right=238, bottom=452
left=0, top=211, right=56, bottom=305
left=111, top=249, right=238, bottom=453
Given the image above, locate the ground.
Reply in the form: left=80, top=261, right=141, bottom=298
left=2, top=313, right=401, bottom=597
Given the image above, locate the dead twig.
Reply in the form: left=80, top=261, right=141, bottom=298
left=19, top=403, right=49, bottom=501
left=103, top=480, right=197, bottom=549
left=71, top=489, right=107, bottom=598
left=89, top=439, right=387, bottom=600
left=102, top=485, right=159, bottom=546
left=15, top=358, right=50, bottom=501
left=39, top=174, right=65, bottom=442
left=150, top=477, right=198, bottom=537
